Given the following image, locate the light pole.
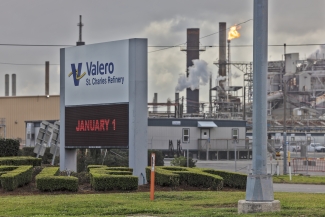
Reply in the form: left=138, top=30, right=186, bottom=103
left=282, top=78, right=293, bottom=174
left=283, top=132, right=287, bottom=174
left=245, top=0, right=274, bottom=201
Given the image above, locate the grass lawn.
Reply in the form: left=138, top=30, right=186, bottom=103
left=273, top=175, right=325, bottom=184
left=0, top=191, right=325, bottom=216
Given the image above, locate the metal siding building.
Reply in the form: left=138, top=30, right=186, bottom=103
left=0, top=95, right=60, bottom=141
left=148, top=118, right=248, bottom=160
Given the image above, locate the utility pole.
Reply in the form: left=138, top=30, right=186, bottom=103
left=209, top=73, right=212, bottom=115
left=243, top=86, right=246, bottom=120
left=181, top=96, right=184, bottom=118
left=76, top=15, right=85, bottom=46
left=283, top=43, right=287, bottom=175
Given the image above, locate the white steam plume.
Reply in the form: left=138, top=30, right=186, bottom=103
left=309, top=45, right=325, bottom=59
left=216, top=76, right=226, bottom=82
left=175, top=59, right=210, bottom=92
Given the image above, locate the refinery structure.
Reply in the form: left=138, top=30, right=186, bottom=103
left=2, top=19, right=325, bottom=140
left=149, top=22, right=325, bottom=134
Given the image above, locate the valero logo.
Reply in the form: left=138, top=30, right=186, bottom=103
left=68, top=63, right=86, bottom=86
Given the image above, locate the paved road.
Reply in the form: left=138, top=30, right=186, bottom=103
left=165, top=159, right=325, bottom=176
left=273, top=183, right=325, bottom=193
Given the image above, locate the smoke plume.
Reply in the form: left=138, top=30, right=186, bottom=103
left=175, top=59, right=210, bottom=92
left=216, top=76, right=226, bottom=82
left=309, top=45, right=325, bottom=59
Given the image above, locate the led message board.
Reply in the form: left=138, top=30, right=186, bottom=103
left=65, top=104, right=128, bottom=148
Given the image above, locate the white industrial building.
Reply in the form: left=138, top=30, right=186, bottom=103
left=148, top=118, right=248, bottom=160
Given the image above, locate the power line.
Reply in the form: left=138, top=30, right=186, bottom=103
left=0, top=43, right=323, bottom=66
left=148, top=18, right=253, bottom=53
left=0, top=62, right=59, bottom=66
left=148, top=43, right=325, bottom=48
left=200, top=19, right=253, bottom=40
left=148, top=42, right=187, bottom=53
left=0, top=44, right=72, bottom=47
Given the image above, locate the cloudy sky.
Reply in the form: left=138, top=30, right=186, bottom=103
left=0, top=0, right=324, bottom=109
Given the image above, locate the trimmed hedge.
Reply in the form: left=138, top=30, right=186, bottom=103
left=0, top=139, right=20, bottom=157
left=0, top=166, right=33, bottom=190
left=145, top=166, right=180, bottom=187
left=0, top=166, right=18, bottom=186
left=87, top=165, right=107, bottom=172
left=87, top=165, right=132, bottom=173
left=201, top=169, right=247, bottom=189
left=0, top=165, right=18, bottom=172
left=0, top=156, right=41, bottom=167
left=146, top=166, right=223, bottom=190
left=36, top=167, right=78, bottom=192
left=148, top=150, right=164, bottom=166
left=88, top=166, right=138, bottom=191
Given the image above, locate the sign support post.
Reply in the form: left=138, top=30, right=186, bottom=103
left=150, top=153, right=155, bottom=201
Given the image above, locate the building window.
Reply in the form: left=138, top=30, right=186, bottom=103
left=182, top=128, right=190, bottom=143
left=232, top=128, right=238, bottom=140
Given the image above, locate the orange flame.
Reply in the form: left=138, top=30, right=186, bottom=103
left=228, top=25, right=241, bottom=40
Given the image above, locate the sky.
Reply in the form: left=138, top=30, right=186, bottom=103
left=0, top=0, right=324, bottom=111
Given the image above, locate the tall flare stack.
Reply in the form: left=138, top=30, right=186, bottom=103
left=227, top=39, right=231, bottom=86
left=219, top=23, right=227, bottom=91
left=186, top=28, right=200, bottom=113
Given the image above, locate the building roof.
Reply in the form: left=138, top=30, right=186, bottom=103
left=197, top=121, right=218, bottom=128
left=148, top=118, right=246, bottom=127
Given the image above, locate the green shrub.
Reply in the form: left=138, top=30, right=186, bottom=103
left=170, top=156, right=196, bottom=167
left=148, top=150, right=164, bottom=166
left=77, top=149, right=130, bottom=172
left=0, top=166, right=18, bottom=186
left=0, top=166, right=33, bottom=191
left=89, top=166, right=138, bottom=191
left=87, top=165, right=132, bottom=172
left=201, top=169, right=247, bottom=189
left=0, top=139, right=20, bottom=157
left=87, top=165, right=106, bottom=172
left=0, top=165, right=18, bottom=172
left=145, top=167, right=179, bottom=187
left=0, top=156, right=41, bottom=166
left=71, top=171, right=90, bottom=185
left=36, top=167, right=78, bottom=192
left=18, top=147, right=35, bottom=157
left=19, top=147, right=58, bottom=165
left=146, top=166, right=223, bottom=190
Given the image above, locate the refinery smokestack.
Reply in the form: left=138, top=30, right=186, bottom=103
left=5, top=74, right=9, bottom=96
left=175, top=92, right=180, bottom=118
left=12, top=74, right=16, bottom=96
left=45, top=61, right=49, bottom=96
left=153, top=93, right=158, bottom=113
left=175, top=92, right=179, bottom=104
left=167, top=98, right=171, bottom=114
left=219, top=22, right=227, bottom=87
left=186, top=28, right=200, bottom=113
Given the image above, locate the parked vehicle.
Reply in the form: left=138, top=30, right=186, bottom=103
left=279, top=142, right=301, bottom=152
left=307, top=143, right=325, bottom=152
